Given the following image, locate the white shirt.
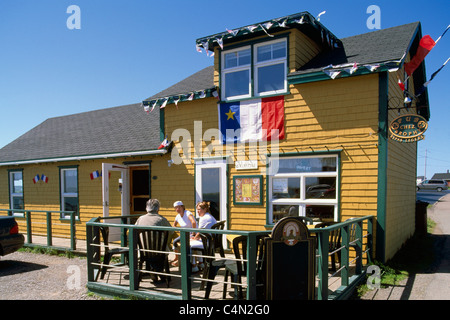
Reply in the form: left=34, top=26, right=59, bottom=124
left=175, top=210, right=194, bottom=228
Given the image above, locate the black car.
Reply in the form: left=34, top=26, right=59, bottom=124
left=0, top=216, right=25, bottom=256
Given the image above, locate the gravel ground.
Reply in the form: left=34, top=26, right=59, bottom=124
left=0, top=251, right=100, bottom=300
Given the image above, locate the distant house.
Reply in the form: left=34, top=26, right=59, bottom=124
left=0, top=11, right=431, bottom=262
left=431, top=171, right=450, bottom=186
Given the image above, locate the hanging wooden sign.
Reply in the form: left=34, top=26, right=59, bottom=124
left=389, top=114, right=428, bottom=143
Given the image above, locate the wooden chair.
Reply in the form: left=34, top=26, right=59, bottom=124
left=137, top=229, right=171, bottom=288
left=224, top=235, right=267, bottom=300
left=199, top=232, right=230, bottom=299
left=316, top=221, right=341, bottom=271
left=99, top=226, right=129, bottom=280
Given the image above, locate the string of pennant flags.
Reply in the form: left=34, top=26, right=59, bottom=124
left=195, top=11, right=341, bottom=56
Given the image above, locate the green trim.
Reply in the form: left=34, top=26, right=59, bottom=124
left=233, top=175, right=263, bottom=205
left=288, top=66, right=392, bottom=85
left=376, top=72, right=389, bottom=263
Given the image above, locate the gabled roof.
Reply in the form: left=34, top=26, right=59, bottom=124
left=291, top=22, right=420, bottom=76
left=431, top=173, right=450, bottom=180
left=0, top=103, right=163, bottom=165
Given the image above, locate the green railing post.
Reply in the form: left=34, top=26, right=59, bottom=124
left=46, top=211, right=52, bottom=247
left=128, top=227, right=138, bottom=291
left=26, top=211, right=32, bottom=244
left=317, top=230, right=329, bottom=300
left=70, top=211, right=76, bottom=251
left=246, top=233, right=257, bottom=300
left=86, top=222, right=95, bottom=282
left=367, top=217, right=374, bottom=264
left=341, top=225, right=350, bottom=287
left=180, top=230, right=192, bottom=300
left=355, top=221, right=363, bottom=275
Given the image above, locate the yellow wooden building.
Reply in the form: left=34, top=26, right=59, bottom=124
left=0, top=12, right=430, bottom=262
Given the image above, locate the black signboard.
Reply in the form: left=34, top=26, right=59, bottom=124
left=266, top=217, right=316, bottom=300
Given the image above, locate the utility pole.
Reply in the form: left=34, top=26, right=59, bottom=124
left=424, top=149, right=427, bottom=180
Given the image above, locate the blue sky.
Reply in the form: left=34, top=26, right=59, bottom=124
left=0, top=0, right=449, bottom=178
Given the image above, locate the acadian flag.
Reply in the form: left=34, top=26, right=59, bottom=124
left=405, top=35, right=436, bottom=76
left=41, top=174, right=48, bottom=183
left=218, top=96, right=284, bottom=143
left=33, top=174, right=40, bottom=184
left=90, top=170, right=100, bottom=180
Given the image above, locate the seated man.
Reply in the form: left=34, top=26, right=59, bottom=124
left=135, top=199, right=173, bottom=282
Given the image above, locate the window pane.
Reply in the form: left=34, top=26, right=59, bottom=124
left=272, top=41, right=286, bottom=59
left=306, top=205, right=334, bottom=222
left=64, top=169, right=78, bottom=193
left=257, top=63, right=285, bottom=93
left=64, top=197, right=78, bottom=213
left=12, top=172, right=23, bottom=194
left=225, top=69, right=250, bottom=97
left=132, top=170, right=149, bottom=196
left=224, top=49, right=250, bottom=69
left=277, top=157, right=337, bottom=173
left=305, top=177, right=336, bottom=199
left=272, top=178, right=300, bottom=199
left=238, top=49, right=251, bottom=65
left=272, top=204, right=299, bottom=223
left=257, top=44, right=272, bottom=62
left=12, top=196, right=24, bottom=210
left=257, top=42, right=286, bottom=63
left=202, top=168, right=220, bottom=220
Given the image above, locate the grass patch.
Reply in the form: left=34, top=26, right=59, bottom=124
left=355, top=217, right=436, bottom=297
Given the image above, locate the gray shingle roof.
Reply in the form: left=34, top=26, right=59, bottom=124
left=293, top=22, right=420, bottom=75
left=145, top=66, right=215, bottom=102
left=0, top=103, right=161, bottom=163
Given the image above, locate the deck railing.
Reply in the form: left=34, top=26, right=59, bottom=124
left=86, top=215, right=374, bottom=300
left=0, top=209, right=77, bottom=251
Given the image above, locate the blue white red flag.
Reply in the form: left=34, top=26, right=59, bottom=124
left=33, top=174, right=40, bottom=184
left=218, top=96, right=284, bottom=143
left=90, top=170, right=100, bottom=180
left=41, top=174, right=48, bottom=183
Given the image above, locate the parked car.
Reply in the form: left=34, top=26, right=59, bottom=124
left=0, top=216, right=24, bottom=256
left=416, top=179, right=449, bottom=192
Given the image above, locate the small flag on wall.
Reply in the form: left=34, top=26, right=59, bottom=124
left=33, top=174, right=40, bottom=184
left=41, top=175, right=49, bottom=183
left=218, top=95, right=285, bottom=143
left=90, top=170, right=100, bottom=180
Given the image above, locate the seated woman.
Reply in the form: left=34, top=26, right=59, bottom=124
left=171, top=201, right=197, bottom=267
left=190, top=201, right=217, bottom=272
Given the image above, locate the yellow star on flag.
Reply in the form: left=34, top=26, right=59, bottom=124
left=225, top=109, right=236, bottom=120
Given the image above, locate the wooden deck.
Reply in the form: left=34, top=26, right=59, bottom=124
left=24, top=235, right=351, bottom=300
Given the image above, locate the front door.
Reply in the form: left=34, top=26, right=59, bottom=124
left=195, top=159, right=227, bottom=226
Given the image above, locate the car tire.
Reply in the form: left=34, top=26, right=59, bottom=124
left=416, top=187, right=420, bottom=191
left=437, top=187, right=443, bottom=192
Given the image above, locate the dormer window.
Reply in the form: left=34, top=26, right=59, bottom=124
left=221, top=38, right=287, bottom=100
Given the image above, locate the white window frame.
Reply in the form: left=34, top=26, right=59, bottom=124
left=221, top=38, right=288, bottom=101
left=254, top=38, right=288, bottom=96
left=221, top=45, right=252, bottom=100
left=60, top=167, right=78, bottom=219
left=9, top=171, right=24, bottom=217
left=268, top=154, right=339, bottom=224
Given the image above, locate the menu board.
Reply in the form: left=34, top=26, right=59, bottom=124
left=233, top=175, right=263, bottom=205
